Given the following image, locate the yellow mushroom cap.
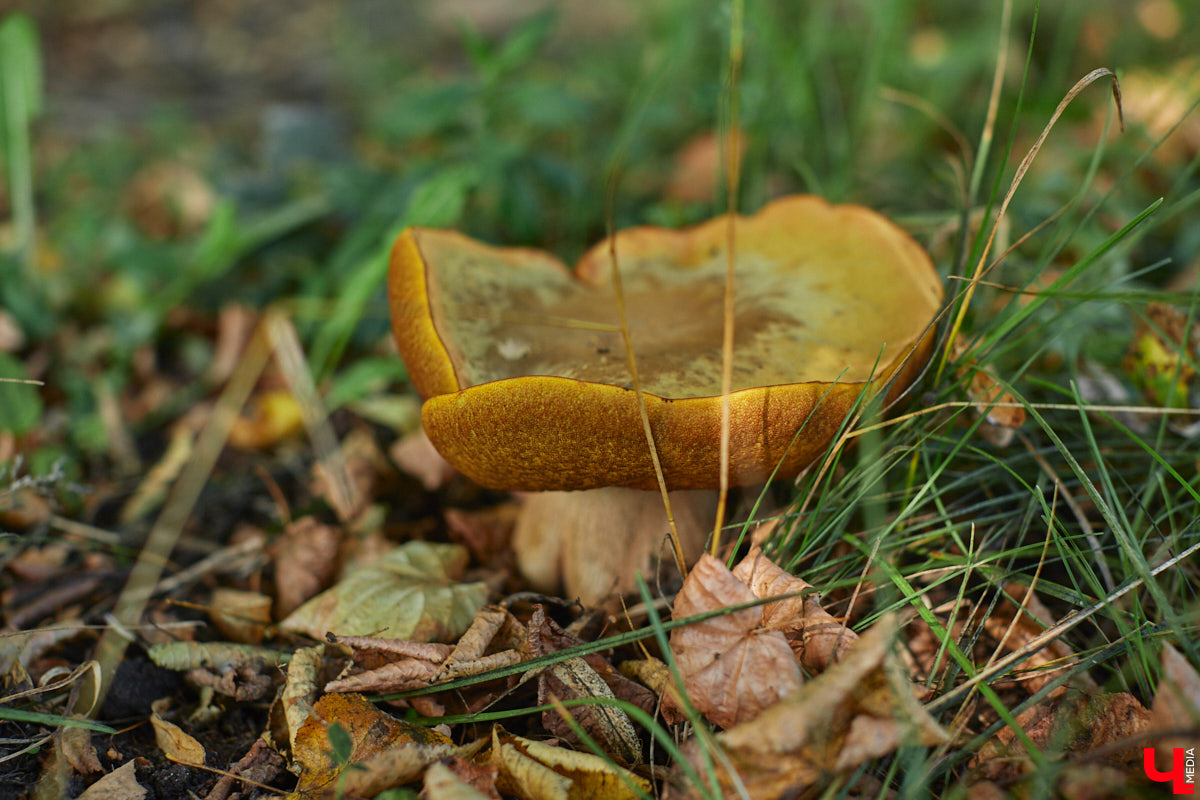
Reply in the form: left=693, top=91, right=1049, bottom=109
left=388, top=195, right=943, bottom=491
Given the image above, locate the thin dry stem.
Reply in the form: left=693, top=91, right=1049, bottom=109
left=938, top=66, right=1124, bottom=380
left=712, top=0, right=745, bottom=556
left=603, top=176, right=688, bottom=580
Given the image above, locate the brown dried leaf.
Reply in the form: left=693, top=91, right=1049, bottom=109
left=984, top=582, right=1099, bottom=698
left=445, top=504, right=519, bottom=569
left=970, top=692, right=1151, bottom=785
left=209, top=588, right=272, bottom=644
left=669, top=554, right=801, bottom=729
left=731, top=546, right=858, bottom=672
left=58, top=726, right=103, bottom=776
left=272, top=516, right=342, bottom=619
left=618, top=657, right=687, bottom=725
left=951, top=337, right=1025, bottom=446
left=311, top=428, right=391, bottom=522
left=527, top=607, right=650, bottom=764
left=280, top=644, right=328, bottom=761
left=491, top=727, right=651, bottom=800
left=423, top=760, right=498, bottom=800
left=391, top=428, right=458, bottom=490
left=675, top=615, right=949, bottom=799
left=203, top=739, right=286, bottom=800
left=124, top=161, right=215, bottom=240
left=326, top=657, right=442, bottom=694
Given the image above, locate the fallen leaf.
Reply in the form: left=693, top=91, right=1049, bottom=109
left=618, top=657, right=687, bottom=724
left=58, top=725, right=103, bottom=776
left=669, top=554, right=801, bottom=728
left=228, top=389, right=305, bottom=450
left=209, top=587, right=272, bottom=644
left=445, top=504, right=519, bottom=570
left=278, top=644, right=330, bottom=761
left=423, top=760, right=499, bottom=800
left=290, top=692, right=463, bottom=798
left=272, top=516, right=342, bottom=619
left=311, top=427, right=391, bottom=522
left=951, top=337, right=1025, bottom=446
left=203, top=739, right=286, bottom=800
left=672, top=614, right=949, bottom=799
left=983, top=582, right=1099, bottom=699
left=280, top=541, right=488, bottom=641
left=529, top=606, right=649, bottom=765
left=147, top=641, right=291, bottom=671
left=1123, top=302, right=1198, bottom=410
left=77, top=759, right=148, bottom=800
left=970, top=692, right=1151, bottom=785
left=150, top=699, right=207, bottom=766
left=731, top=546, right=858, bottom=671
left=391, top=428, right=458, bottom=490
left=491, top=727, right=651, bottom=800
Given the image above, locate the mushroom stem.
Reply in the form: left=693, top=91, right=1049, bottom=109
left=512, top=487, right=715, bottom=606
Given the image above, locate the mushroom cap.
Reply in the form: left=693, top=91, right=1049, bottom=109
left=388, top=195, right=943, bottom=491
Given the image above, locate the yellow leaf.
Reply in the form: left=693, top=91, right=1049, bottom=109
left=150, top=701, right=206, bottom=766
left=492, top=727, right=650, bottom=800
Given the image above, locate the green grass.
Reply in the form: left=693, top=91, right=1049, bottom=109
left=2, top=0, right=1199, bottom=797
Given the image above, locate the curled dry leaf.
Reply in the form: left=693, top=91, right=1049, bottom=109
left=618, top=657, right=687, bottom=725
left=528, top=606, right=650, bottom=765
left=291, top=692, right=467, bottom=798
left=984, top=582, right=1098, bottom=699
left=279, top=541, right=487, bottom=641
left=969, top=692, right=1151, bottom=786
left=391, top=428, right=458, bottom=490
left=280, top=645, right=328, bottom=763
left=491, top=727, right=651, bottom=800
left=209, top=587, right=272, bottom=644
left=272, top=516, right=342, bottom=619
left=150, top=699, right=207, bottom=766
left=731, top=546, right=858, bottom=672
left=1149, top=643, right=1200, bottom=776
left=204, top=739, right=286, bottom=800
left=672, top=614, right=948, bottom=800
left=311, top=427, right=391, bottom=522
left=58, top=725, right=103, bottom=777
left=669, top=554, right=801, bottom=729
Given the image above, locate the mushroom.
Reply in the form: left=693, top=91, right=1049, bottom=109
left=388, top=195, right=943, bottom=603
